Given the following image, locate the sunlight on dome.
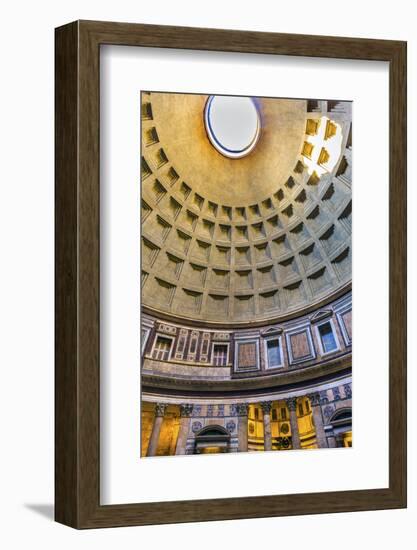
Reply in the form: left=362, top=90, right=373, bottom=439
left=302, top=116, right=343, bottom=177
left=204, top=95, right=260, bottom=159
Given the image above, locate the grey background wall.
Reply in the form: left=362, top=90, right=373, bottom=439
left=0, top=0, right=414, bottom=547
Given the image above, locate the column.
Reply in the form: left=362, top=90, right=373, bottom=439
left=236, top=403, right=249, bottom=452
left=286, top=397, right=301, bottom=450
left=175, top=403, right=193, bottom=455
left=146, top=403, right=167, bottom=457
left=308, top=392, right=328, bottom=448
left=328, top=434, right=337, bottom=448
left=261, top=401, right=273, bottom=452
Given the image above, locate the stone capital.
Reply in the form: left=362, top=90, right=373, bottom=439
left=236, top=403, right=249, bottom=417
left=260, top=401, right=273, bottom=414
left=307, top=392, right=321, bottom=407
left=179, top=403, right=193, bottom=417
left=155, top=403, right=168, bottom=417
left=286, top=397, right=298, bottom=412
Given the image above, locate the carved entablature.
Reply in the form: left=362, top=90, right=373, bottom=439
left=157, top=322, right=177, bottom=335
left=261, top=326, right=283, bottom=337
left=212, top=332, right=231, bottom=341
left=310, top=309, right=333, bottom=324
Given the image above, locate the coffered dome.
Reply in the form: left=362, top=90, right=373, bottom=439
left=141, top=92, right=352, bottom=325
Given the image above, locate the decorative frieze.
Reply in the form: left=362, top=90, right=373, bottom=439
left=157, top=322, right=177, bottom=335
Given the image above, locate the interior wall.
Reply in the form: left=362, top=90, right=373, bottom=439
left=0, top=0, right=415, bottom=548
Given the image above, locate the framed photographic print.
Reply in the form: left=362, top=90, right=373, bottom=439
left=55, top=20, right=407, bottom=528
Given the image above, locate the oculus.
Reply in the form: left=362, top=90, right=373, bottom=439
left=204, top=95, right=261, bottom=158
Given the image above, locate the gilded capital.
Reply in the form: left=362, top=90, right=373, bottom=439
left=286, top=397, right=298, bottom=412
left=260, top=401, right=273, bottom=414
left=179, top=403, right=193, bottom=417
left=236, top=403, right=249, bottom=417
left=307, top=392, right=321, bottom=407
left=155, top=403, right=168, bottom=417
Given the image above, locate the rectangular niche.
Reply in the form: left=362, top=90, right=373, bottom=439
left=141, top=157, right=152, bottom=180
left=141, top=101, right=153, bottom=121
left=338, top=200, right=352, bottom=233
left=259, top=290, right=280, bottom=312
left=254, top=242, right=271, bottom=263
left=271, top=234, right=291, bottom=256
left=178, top=209, right=198, bottom=231
left=162, top=252, right=184, bottom=279
left=262, top=197, right=274, bottom=213
left=218, top=224, right=232, bottom=242
left=185, top=263, right=207, bottom=287
left=141, top=270, right=149, bottom=289
left=299, top=242, right=323, bottom=270
left=187, top=330, right=200, bottom=361
left=235, top=225, right=248, bottom=241
left=210, top=268, right=230, bottom=289
left=178, top=289, right=203, bottom=314
left=191, top=239, right=211, bottom=262
left=234, top=269, right=253, bottom=290
left=154, top=215, right=172, bottom=242
left=306, top=118, right=320, bottom=135
left=141, top=237, right=160, bottom=267
left=213, top=245, right=231, bottom=265
left=207, top=201, right=218, bottom=217
left=233, top=294, right=255, bottom=318
left=282, top=280, right=306, bottom=308
left=149, top=178, right=166, bottom=203
left=342, top=310, right=352, bottom=341
left=321, top=181, right=349, bottom=212
left=307, top=266, right=332, bottom=295
left=331, top=246, right=351, bottom=280
left=207, top=294, right=229, bottom=317
left=193, top=193, right=204, bottom=211
left=234, top=339, right=260, bottom=373
left=144, top=126, right=159, bottom=147
left=170, top=229, right=192, bottom=254
left=167, top=197, right=182, bottom=220
left=277, top=256, right=299, bottom=281
left=198, top=218, right=215, bottom=239
left=153, top=147, right=169, bottom=169
left=265, top=215, right=281, bottom=235
left=248, top=204, right=261, bottom=219
left=285, top=326, right=316, bottom=365
left=234, top=207, right=246, bottom=221
left=306, top=171, right=320, bottom=186
left=149, top=277, right=176, bottom=309
left=220, top=206, right=232, bottom=221
left=289, top=222, right=310, bottom=247
left=306, top=204, right=331, bottom=232
left=179, top=181, right=191, bottom=200
left=235, top=246, right=251, bottom=265
left=251, top=222, right=266, bottom=239
left=199, top=333, right=211, bottom=363
left=319, top=223, right=348, bottom=254
left=174, top=328, right=188, bottom=360
left=165, top=166, right=180, bottom=186
left=336, top=305, right=352, bottom=346
left=141, top=199, right=152, bottom=222
left=257, top=265, right=276, bottom=288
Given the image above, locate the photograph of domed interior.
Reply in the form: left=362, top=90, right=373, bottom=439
left=140, top=92, right=352, bottom=457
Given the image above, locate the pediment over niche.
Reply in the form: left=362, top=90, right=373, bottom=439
left=310, top=309, right=333, bottom=323
left=261, top=326, right=283, bottom=336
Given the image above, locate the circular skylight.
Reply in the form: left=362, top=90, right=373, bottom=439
left=204, top=95, right=260, bottom=159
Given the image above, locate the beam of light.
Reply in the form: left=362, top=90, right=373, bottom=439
left=302, top=116, right=343, bottom=177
